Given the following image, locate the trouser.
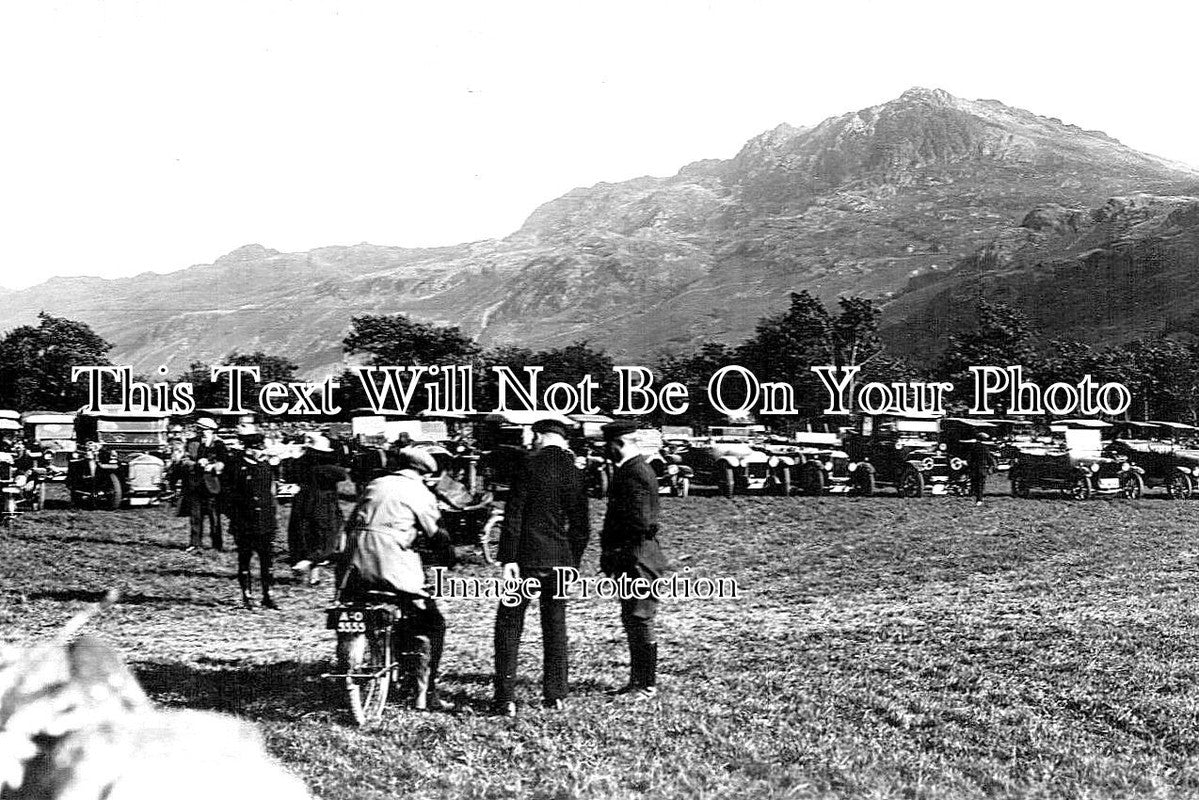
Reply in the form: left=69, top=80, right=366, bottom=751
left=494, top=568, right=568, bottom=702
left=236, top=539, right=273, bottom=597
left=406, top=598, right=447, bottom=707
left=970, top=470, right=986, bottom=502
left=620, top=563, right=660, bottom=688
left=190, top=493, right=222, bottom=548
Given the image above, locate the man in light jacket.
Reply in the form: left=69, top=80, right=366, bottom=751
left=340, top=445, right=454, bottom=712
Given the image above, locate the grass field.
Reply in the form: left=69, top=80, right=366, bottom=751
left=5, top=487, right=1199, bottom=799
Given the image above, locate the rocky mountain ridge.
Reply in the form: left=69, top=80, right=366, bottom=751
left=1, top=87, right=1196, bottom=376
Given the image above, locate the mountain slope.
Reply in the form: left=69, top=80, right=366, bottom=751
left=1, top=87, right=1195, bottom=377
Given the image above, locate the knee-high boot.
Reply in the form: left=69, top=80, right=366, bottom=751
left=411, top=634, right=432, bottom=710
left=238, top=570, right=254, bottom=609
left=259, top=557, right=278, bottom=610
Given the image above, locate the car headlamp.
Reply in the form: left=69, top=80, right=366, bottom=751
left=894, top=442, right=904, bottom=450
left=1192, top=467, right=1199, bottom=477
left=1090, top=463, right=1100, bottom=473
left=1120, top=462, right=1129, bottom=472
left=823, top=461, right=833, bottom=471
left=667, top=464, right=678, bottom=475
left=768, top=457, right=780, bottom=467
left=950, top=457, right=965, bottom=471
left=938, top=443, right=947, bottom=452
left=922, top=458, right=935, bottom=471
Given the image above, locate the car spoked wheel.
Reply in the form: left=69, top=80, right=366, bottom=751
left=480, top=513, right=503, bottom=565
left=899, top=467, right=925, bottom=498
left=852, top=464, right=875, bottom=496
left=802, top=465, right=825, bottom=496
left=1167, top=473, right=1194, bottom=500
left=1118, top=471, right=1144, bottom=500
left=1070, top=474, right=1093, bottom=501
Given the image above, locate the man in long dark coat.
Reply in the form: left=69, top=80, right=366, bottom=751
left=600, top=420, right=668, bottom=698
left=224, top=431, right=279, bottom=610
left=492, top=418, right=589, bottom=716
left=185, top=418, right=227, bottom=551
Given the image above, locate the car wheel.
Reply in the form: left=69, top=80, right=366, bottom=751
left=777, top=468, right=792, bottom=497
left=1010, top=471, right=1031, bottom=499
left=899, top=467, right=925, bottom=498
left=1167, top=473, right=1194, bottom=500
left=103, top=473, right=123, bottom=511
left=1119, top=471, right=1144, bottom=500
left=720, top=465, right=735, bottom=498
left=853, top=464, right=875, bottom=497
left=1070, top=474, right=1093, bottom=501
left=803, top=464, right=825, bottom=496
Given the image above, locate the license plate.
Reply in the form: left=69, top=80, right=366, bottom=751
left=325, top=606, right=398, bottom=632
left=128, top=497, right=152, bottom=506
left=930, top=485, right=947, bottom=495
left=828, top=485, right=850, bottom=493
left=1098, top=478, right=1119, bottom=489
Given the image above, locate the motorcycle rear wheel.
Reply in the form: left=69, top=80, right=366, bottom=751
left=336, top=629, right=392, bottom=727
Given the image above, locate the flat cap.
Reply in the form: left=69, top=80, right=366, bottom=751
left=196, top=417, right=218, bottom=430
left=601, top=420, right=639, bottom=441
left=531, top=418, right=571, bottom=438
left=396, top=446, right=439, bottom=474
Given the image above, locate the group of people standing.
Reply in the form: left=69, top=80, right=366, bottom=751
left=337, top=417, right=668, bottom=715
left=176, top=418, right=347, bottom=609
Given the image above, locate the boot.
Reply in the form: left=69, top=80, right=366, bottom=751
left=238, top=571, right=255, bottom=609
left=260, top=562, right=278, bottom=610
left=643, top=643, right=658, bottom=689
left=411, top=635, right=433, bottom=710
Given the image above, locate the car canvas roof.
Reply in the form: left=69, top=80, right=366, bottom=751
left=78, top=405, right=170, bottom=419
left=1148, top=420, right=1199, bottom=431
left=943, top=418, right=999, bottom=427
left=21, top=413, right=76, bottom=424
left=0, top=410, right=20, bottom=421
left=482, top=411, right=577, bottom=427
left=1051, top=419, right=1111, bottom=429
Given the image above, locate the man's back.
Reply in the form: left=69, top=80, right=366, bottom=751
left=498, top=446, right=589, bottom=569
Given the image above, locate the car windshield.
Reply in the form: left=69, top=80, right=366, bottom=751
left=32, top=423, right=74, bottom=440
left=96, top=420, right=166, bottom=433
left=895, top=420, right=940, bottom=434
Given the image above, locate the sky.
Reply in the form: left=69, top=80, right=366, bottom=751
left=1, top=0, right=1197, bottom=290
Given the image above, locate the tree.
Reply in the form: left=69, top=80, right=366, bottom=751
left=654, top=341, right=739, bottom=427
left=478, top=341, right=616, bottom=413
left=181, top=351, right=300, bottom=412
left=343, top=314, right=480, bottom=367
left=0, top=312, right=113, bottom=411
left=935, top=300, right=1043, bottom=409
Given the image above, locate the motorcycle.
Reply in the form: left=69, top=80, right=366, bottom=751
left=322, top=573, right=430, bottom=727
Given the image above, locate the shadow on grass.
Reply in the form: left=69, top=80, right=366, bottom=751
left=12, top=530, right=185, bottom=550
left=135, top=659, right=334, bottom=721
left=27, top=588, right=226, bottom=607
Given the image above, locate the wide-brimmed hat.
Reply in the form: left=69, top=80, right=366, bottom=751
left=196, top=417, right=218, bottom=430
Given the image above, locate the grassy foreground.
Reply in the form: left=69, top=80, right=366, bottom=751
left=4, top=489, right=1199, bottom=799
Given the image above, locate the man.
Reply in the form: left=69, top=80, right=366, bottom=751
left=600, top=420, right=668, bottom=699
left=340, top=445, right=454, bottom=711
left=966, top=432, right=998, bottom=506
left=493, top=418, right=589, bottom=716
left=185, top=418, right=227, bottom=552
left=223, top=429, right=279, bottom=610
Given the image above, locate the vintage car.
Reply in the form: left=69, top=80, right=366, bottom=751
left=0, top=449, right=50, bottom=524
left=20, top=411, right=77, bottom=480
left=841, top=413, right=953, bottom=497
left=980, top=418, right=1038, bottom=472
left=1009, top=419, right=1143, bottom=500
left=939, top=418, right=1002, bottom=496
left=774, top=425, right=853, bottom=495
left=67, top=409, right=170, bottom=509
left=628, top=428, right=693, bottom=497
left=474, top=411, right=579, bottom=495
left=1102, top=421, right=1199, bottom=499
left=569, top=413, right=615, bottom=498
left=0, top=411, right=20, bottom=445
left=195, top=408, right=259, bottom=447
left=681, top=426, right=780, bottom=498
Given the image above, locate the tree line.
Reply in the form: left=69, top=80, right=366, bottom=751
left=0, top=299, right=1195, bottom=423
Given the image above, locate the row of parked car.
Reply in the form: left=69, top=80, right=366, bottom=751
left=637, top=414, right=1199, bottom=501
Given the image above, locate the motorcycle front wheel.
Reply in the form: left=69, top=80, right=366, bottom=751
left=336, top=628, right=392, bottom=727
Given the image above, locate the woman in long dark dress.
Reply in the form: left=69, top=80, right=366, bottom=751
left=287, top=434, right=349, bottom=584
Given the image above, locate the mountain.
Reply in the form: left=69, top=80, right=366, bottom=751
left=882, top=192, right=1199, bottom=355
left=1, top=87, right=1196, bottom=377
